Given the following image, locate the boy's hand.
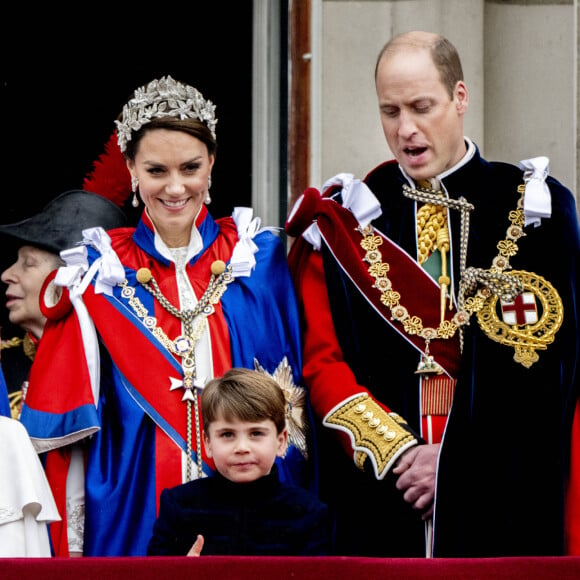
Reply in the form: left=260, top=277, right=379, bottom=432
left=187, top=534, right=205, bottom=557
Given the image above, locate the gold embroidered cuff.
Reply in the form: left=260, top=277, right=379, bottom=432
left=354, top=450, right=367, bottom=471
left=324, top=393, right=417, bottom=479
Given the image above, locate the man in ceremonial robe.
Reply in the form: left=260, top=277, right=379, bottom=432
left=286, top=31, right=580, bottom=557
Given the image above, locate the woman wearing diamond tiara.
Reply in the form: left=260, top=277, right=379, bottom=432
left=19, top=76, right=314, bottom=557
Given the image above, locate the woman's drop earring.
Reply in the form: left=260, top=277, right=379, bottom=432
left=204, top=175, right=212, bottom=205
left=131, top=175, right=139, bottom=208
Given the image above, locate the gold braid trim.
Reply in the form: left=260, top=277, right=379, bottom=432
left=1, top=334, right=36, bottom=361
left=1, top=336, right=24, bottom=350
left=416, top=203, right=447, bottom=265
left=324, top=393, right=417, bottom=479
left=9, top=390, right=23, bottom=420
left=1, top=334, right=35, bottom=419
left=22, top=333, right=37, bottom=361
left=1, top=335, right=34, bottom=420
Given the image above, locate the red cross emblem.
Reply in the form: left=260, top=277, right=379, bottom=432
left=500, top=292, right=538, bottom=326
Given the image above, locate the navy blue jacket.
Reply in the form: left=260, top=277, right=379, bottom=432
left=147, top=464, right=333, bottom=556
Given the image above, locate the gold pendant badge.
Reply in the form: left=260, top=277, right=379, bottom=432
left=476, top=270, right=563, bottom=368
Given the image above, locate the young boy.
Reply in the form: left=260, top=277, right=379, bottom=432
left=147, top=368, right=333, bottom=556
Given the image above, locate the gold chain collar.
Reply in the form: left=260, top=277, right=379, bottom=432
left=360, top=181, right=560, bottom=370
left=360, top=223, right=467, bottom=375
left=119, top=259, right=233, bottom=480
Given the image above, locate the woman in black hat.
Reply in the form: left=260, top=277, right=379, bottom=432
left=0, top=190, right=127, bottom=556
left=0, top=190, right=127, bottom=418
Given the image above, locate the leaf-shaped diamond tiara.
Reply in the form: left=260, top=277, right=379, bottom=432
left=115, top=76, right=217, bottom=153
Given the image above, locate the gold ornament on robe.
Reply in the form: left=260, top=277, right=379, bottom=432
left=254, top=357, right=309, bottom=459
left=476, top=270, right=563, bottom=368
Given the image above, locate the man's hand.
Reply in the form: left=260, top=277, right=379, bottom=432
left=392, top=443, right=440, bottom=520
left=187, top=534, right=205, bottom=557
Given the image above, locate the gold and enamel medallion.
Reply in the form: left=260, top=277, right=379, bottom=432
left=476, top=269, right=563, bottom=368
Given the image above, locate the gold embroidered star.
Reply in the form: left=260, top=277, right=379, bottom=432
left=254, top=357, right=309, bottom=459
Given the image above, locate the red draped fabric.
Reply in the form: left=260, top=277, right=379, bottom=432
left=2, top=556, right=579, bottom=580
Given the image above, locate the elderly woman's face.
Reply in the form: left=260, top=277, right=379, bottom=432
left=128, top=128, right=215, bottom=248
left=1, top=246, right=59, bottom=338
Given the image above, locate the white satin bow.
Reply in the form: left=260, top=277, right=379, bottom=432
left=53, top=226, right=124, bottom=408
left=518, top=157, right=552, bottom=227
left=55, top=246, right=90, bottom=291
left=322, top=173, right=382, bottom=226
left=80, top=227, right=126, bottom=295
left=303, top=173, right=383, bottom=250
left=231, top=207, right=261, bottom=277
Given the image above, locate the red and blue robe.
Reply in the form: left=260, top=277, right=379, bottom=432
left=20, top=206, right=314, bottom=556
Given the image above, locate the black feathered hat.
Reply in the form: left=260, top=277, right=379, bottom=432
left=0, top=190, right=127, bottom=254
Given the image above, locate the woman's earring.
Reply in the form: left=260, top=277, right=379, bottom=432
left=131, top=175, right=139, bottom=208
left=204, top=175, right=212, bottom=205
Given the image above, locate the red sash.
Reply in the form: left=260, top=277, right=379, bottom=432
left=288, top=188, right=461, bottom=378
